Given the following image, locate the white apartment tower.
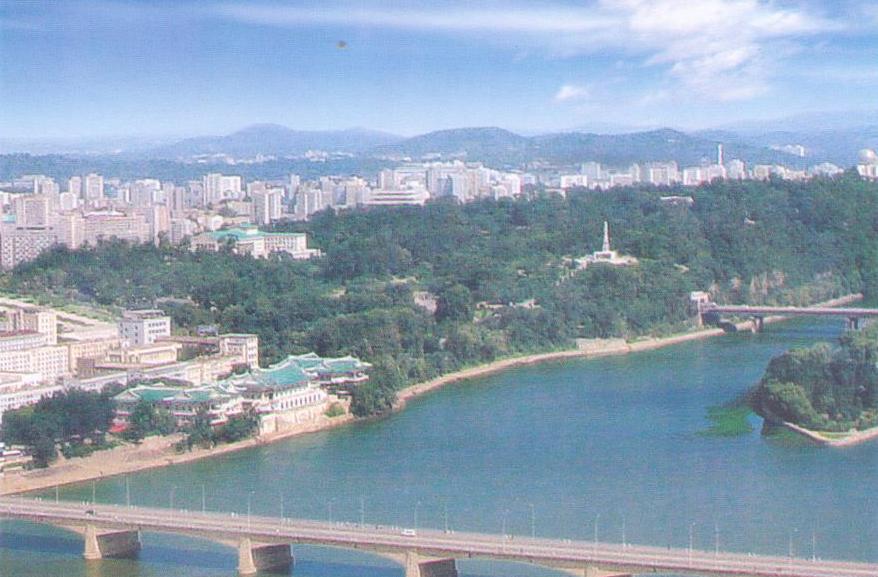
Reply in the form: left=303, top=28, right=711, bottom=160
left=84, top=173, right=104, bottom=201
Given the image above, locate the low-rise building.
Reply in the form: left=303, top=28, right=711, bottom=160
left=119, top=309, right=171, bottom=346
left=113, top=383, right=245, bottom=428
left=105, top=342, right=181, bottom=366
left=282, top=352, right=371, bottom=393
left=218, top=333, right=260, bottom=369
left=191, top=225, right=320, bottom=260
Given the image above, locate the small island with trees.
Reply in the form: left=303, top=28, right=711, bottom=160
left=750, top=323, right=878, bottom=444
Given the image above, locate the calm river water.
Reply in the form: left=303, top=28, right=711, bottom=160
left=1, top=318, right=876, bottom=576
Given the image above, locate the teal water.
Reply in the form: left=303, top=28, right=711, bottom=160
left=2, top=318, right=876, bottom=576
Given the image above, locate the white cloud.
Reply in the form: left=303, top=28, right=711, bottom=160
left=554, top=84, right=591, bottom=102
left=214, top=1, right=841, bottom=103
left=214, top=3, right=613, bottom=33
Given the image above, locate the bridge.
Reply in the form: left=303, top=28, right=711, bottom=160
left=2, top=497, right=877, bottom=577
left=698, top=303, right=878, bottom=332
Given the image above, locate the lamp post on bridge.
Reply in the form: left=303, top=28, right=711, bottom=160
left=169, top=485, right=176, bottom=510
left=247, top=491, right=254, bottom=531
left=502, top=509, right=510, bottom=552
left=201, top=484, right=206, bottom=514
left=689, top=522, right=696, bottom=567
left=414, top=501, right=421, bottom=532
left=593, top=513, right=600, bottom=554
left=529, top=503, right=535, bottom=539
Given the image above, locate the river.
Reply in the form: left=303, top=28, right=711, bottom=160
left=1, top=317, right=876, bottom=576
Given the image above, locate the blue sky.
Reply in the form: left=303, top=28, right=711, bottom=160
left=1, top=0, right=878, bottom=138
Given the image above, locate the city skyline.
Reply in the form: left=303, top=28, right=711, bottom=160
left=2, top=1, right=878, bottom=139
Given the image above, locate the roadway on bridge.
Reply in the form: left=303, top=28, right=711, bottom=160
left=1, top=497, right=876, bottom=577
left=701, top=304, right=878, bottom=317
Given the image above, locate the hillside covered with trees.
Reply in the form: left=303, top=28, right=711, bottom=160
left=4, top=175, right=878, bottom=416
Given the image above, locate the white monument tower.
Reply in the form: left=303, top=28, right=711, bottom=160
left=602, top=220, right=611, bottom=253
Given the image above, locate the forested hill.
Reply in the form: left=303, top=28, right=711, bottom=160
left=4, top=175, right=878, bottom=416
left=750, top=325, right=878, bottom=432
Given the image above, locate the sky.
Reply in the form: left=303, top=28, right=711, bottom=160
left=1, top=0, right=878, bottom=139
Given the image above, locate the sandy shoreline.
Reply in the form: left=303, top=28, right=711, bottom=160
left=780, top=420, right=878, bottom=447
left=1, top=293, right=867, bottom=494
left=0, top=413, right=355, bottom=496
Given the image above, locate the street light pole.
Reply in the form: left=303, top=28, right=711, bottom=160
left=359, top=495, right=365, bottom=526
left=415, top=501, right=421, bottom=532
left=529, top=503, right=535, bottom=539
left=169, top=486, right=176, bottom=510
left=811, top=528, right=816, bottom=561
left=689, top=522, right=696, bottom=567
left=443, top=501, right=449, bottom=534
left=91, top=481, right=96, bottom=505
left=622, top=514, right=626, bottom=548
left=201, top=484, right=206, bottom=514
left=714, top=521, right=719, bottom=557
left=247, top=492, right=253, bottom=531
left=125, top=477, right=130, bottom=508
left=593, top=513, right=600, bottom=553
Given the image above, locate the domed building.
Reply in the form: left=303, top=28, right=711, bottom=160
left=859, top=148, right=878, bottom=164
left=857, top=148, right=878, bottom=179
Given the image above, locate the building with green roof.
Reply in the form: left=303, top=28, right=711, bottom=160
left=113, top=382, right=245, bottom=428
left=191, top=224, right=320, bottom=260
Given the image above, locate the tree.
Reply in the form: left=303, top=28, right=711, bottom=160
left=124, top=401, right=156, bottom=443
left=435, top=284, right=473, bottom=323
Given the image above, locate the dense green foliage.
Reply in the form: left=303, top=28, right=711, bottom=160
left=1, top=390, right=115, bottom=467
left=176, top=410, right=260, bottom=451
left=123, top=400, right=176, bottom=442
left=3, top=176, right=878, bottom=417
left=751, top=324, right=878, bottom=431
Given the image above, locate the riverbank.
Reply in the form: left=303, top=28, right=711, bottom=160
left=1, top=293, right=866, bottom=494
left=0, top=412, right=354, bottom=496
left=780, top=420, right=878, bottom=447
left=397, top=293, right=865, bottom=408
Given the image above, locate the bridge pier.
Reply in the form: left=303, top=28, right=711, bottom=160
left=556, top=565, right=630, bottom=577
left=404, top=551, right=458, bottom=577
left=751, top=315, right=764, bottom=333
left=237, top=538, right=293, bottom=575
left=847, top=316, right=861, bottom=330
left=83, top=524, right=141, bottom=560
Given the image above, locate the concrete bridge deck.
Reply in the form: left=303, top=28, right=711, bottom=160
left=701, top=304, right=878, bottom=318
left=2, top=497, right=877, bottom=577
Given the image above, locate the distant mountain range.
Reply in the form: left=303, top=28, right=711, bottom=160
left=141, top=124, right=804, bottom=168
left=146, top=124, right=403, bottom=158
left=8, top=112, right=878, bottom=169
left=371, top=126, right=802, bottom=168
